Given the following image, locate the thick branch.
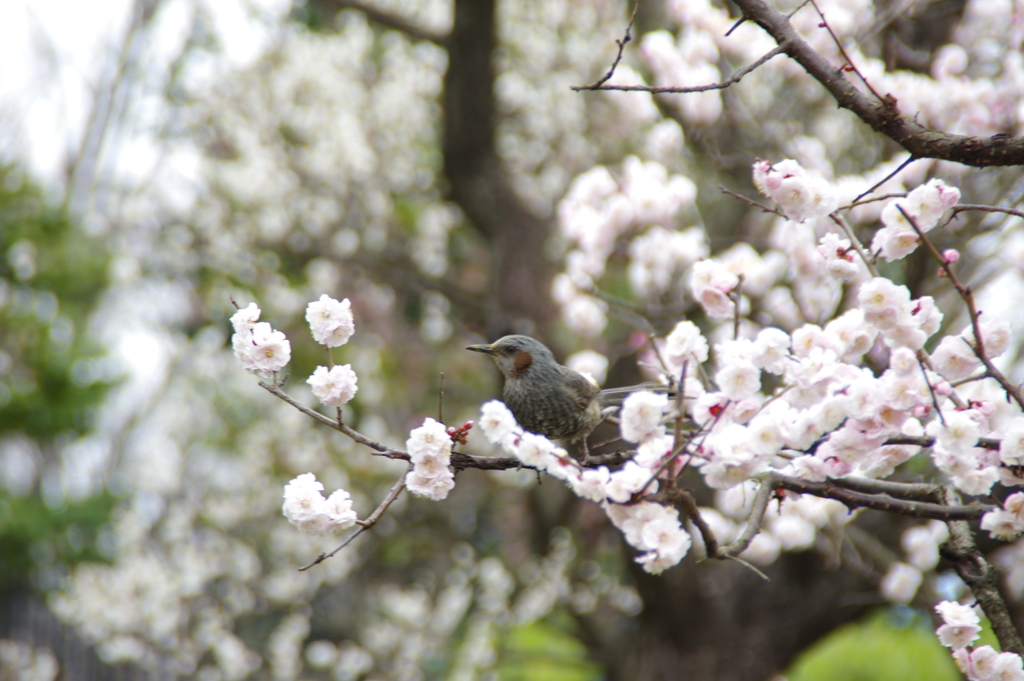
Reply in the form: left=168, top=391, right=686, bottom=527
left=940, top=487, right=1024, bottom=656
left=318, top=0, right=447, bottom=44
left=731, top=0, right=1024, bottom=167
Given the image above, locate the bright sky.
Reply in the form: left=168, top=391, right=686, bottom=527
left=0, top=0, right=288, bottom=188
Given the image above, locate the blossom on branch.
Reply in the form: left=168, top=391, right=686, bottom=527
left=231, top=303, right=291, bottom=375
left=306, top=294, right=355, bottom=347
left=406, top=418, right=455, bottom=501
left=307, top=364, right=358, bottom=407
left=282, top=473, right=358, bottom=537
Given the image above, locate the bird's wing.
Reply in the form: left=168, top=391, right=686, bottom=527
left=559, top=366, right=600, bottom=409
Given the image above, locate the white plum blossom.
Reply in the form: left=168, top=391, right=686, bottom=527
left=479, top=401, right=519, bottom=444
left=815, top=232, right=861, bottom=280
left=752, top=159, right=838, bottom=222
left=620, top=391, right=669, bottom=443
left=282, top=473, right=358, bottom=537
left=405, top=418, right=455, bottom=501
left=514, top=432, right=556, bottom=470
left=981, top=492, right=1024, bottom=541
left=1001, top=418, right=1024, bottom=464
left=307, top=365, right=358, bottom=407
left=665, top=320, right=709, bottom=365
left=880, top=562, right=922, bottom=604
left=715, top=361, right=761, bottom=401
left=605, top=501, right=692, bottom=574
left=930, top=335, right=983, bottom=381
left=305, top=295, right=355, bottom=347
left=231, top=303, right=292, bottom=375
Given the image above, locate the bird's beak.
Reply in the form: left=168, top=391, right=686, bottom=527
left=466, top=343, right=497, bottom=355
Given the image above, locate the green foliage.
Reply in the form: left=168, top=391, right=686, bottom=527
left=786, top=608, right=961, bottom=681
left=498, top=618, right=603, bottom=681
left=0, top=163, right=116, bottom=587
left=0, top=489, right=117, bottom=586
left=0, top=163, right=112, bottom=438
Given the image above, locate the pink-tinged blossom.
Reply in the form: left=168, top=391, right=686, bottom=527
left=815, top=232, right=860, bottom=280
left=752, top=159, right=838, bottom=222
left=872, top=220, right=920, bottom=261
left=230, top=302, right=261, bottom=335
left=930, top=335, right=983, bottom=381
left=620, top=391, right=669, bottom=443
left=943, top=249, right=960, bottom=264
left=307, top=365, right=358, bottom=407
left=880, top=562, right=922, bottom=604
left=704, top=424, right=766, bottom=489
left=305, top=295, right=355, bottom=347
left=691, top=259, right=739, bottom=319
left=323, top=489, right=359, bottom=529
left=935, top=600, right=982, bottom=649
left=858, top=277, right=912, bottom=331
left=479, top=401, right=519, bottom=444
left=231, top=304, right=287, bottom=374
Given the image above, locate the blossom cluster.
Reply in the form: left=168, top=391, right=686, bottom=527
left=405, top=418, right=456, bottom=501
left=752, top=159, right=839, bottom=222
left=479, top=399, right=691, bottom=574
left=282, top=473, right=359, bottom=537
left=230, top=303, right=291, bottom=375
left=871, top=179, right=961, bottom=261
left=935, top=601, right=1024, bottom=681
left=553, top=157, right=704, bottom=336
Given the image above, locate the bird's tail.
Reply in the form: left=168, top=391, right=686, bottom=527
left=598, top=382, right=678, bottom=405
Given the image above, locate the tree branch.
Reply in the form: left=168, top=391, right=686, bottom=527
left=731, top=0, right=1024, bottom=167
left=318, top=0, right=448, bottom=45
left=939, top=486, right=1024, bottom=656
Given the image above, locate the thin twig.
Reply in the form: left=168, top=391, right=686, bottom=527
left=573, top=44, right=787, bottom=94
left=719, top=185, right=785, bottom=217
left=897, top=205, right=1024, bottom=410
left=438, top=372, right=445, bottom=423
left=850, top=155, right=918, bottom=205
left=809, top=0, right=886, bottom=103
left=828, top=213, right=878, bottom=277
left=573, top=0, right=641, bottom=90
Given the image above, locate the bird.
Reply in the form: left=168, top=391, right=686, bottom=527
left=466, top=335, right=607, bottom=444
left=466, top=334, right=679, bottom=454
